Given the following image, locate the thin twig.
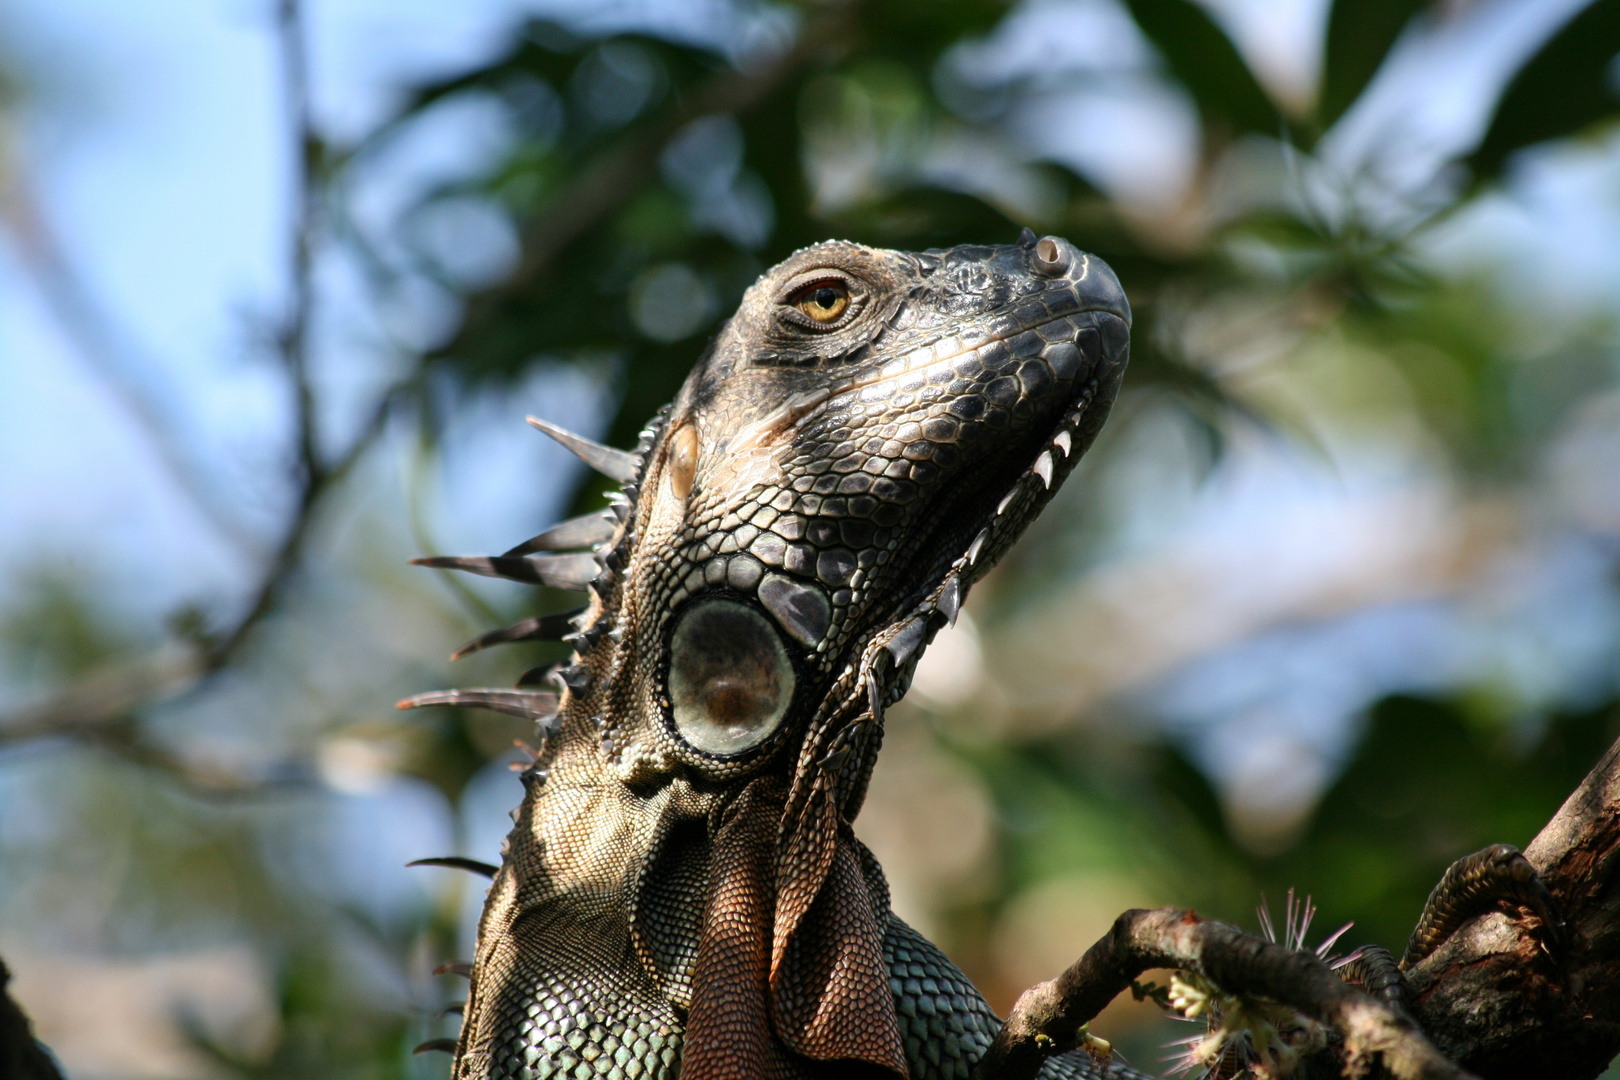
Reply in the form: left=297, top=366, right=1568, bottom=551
left=975, top=907, right=1473, bottom=1080
left=276, top=0, right=321, bottom=490
left=0, top=648, right=204, bottom=745
left=204, top=379, right=405, bottom=667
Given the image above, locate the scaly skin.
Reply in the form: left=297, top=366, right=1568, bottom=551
left=422, top=233, right=1139, bottom=1080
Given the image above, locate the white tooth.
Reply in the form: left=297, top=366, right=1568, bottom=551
left=996, top=488, right=1019, bottom=515
left=1054, top=430, right=1072, bottom=456
left=1034, top=451, right=1054, bottom=488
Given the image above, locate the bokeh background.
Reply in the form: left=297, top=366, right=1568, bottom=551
left=1, top=0, right=1618, bottom=1075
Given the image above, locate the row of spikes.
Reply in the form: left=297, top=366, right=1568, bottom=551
left=399, top=414, right=665, bottom=1044
left=395, top=410, right=667, bottom=737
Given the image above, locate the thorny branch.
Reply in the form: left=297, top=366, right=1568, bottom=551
left=974, top=907, right=1471, bottom=1080
left=975, top=734, right=1620, bottom=1080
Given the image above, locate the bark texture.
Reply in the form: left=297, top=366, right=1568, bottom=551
left=1405, top=735, right=1620, bottom=1079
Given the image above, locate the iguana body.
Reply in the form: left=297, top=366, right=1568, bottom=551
left=413, top=232, right=1135, bottom=1080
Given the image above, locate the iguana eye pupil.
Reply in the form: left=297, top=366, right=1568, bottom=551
left=668, top=599, right=794, bottom=756
left=794, top=280, right=850, bottom=323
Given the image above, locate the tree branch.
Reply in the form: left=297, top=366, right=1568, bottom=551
left=1402, top=734, right=1620, bottom=1079
left=276, top=0, right=321, bottom=491
left=974, top=907, right=1469, bottom=1080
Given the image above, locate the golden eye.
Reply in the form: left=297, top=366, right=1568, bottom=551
left=794, top=280, right=850, bottom=323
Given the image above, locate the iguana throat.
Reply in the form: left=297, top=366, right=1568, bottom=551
left=420, top=233, right=1131, bottom=1080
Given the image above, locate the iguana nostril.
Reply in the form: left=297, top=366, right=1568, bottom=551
left=668, top=599, right=793, bottom=756
left=1033, top=236, right=1069, bottom=276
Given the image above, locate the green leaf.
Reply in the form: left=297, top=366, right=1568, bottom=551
left=1318, top=0, right=1431, bottom=129
left=1120, top=0, right=1283, bottom=139
left=1468, top=0, right=1620, bottom=180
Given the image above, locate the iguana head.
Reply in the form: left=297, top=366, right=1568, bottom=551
left=575, top=232, right=1127, bottom=785
left=412, top=231, right=1129, bottom=1080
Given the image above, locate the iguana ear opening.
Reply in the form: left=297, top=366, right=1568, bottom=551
left=668, top=599, right=794, bottom=756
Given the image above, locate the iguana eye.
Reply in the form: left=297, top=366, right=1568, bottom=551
left=668, top=599, right=794, bottom=757
left=792, top=280, right=850, bottom=323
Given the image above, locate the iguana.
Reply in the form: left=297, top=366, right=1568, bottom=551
left=404, top=232, right=1568, bottom=1080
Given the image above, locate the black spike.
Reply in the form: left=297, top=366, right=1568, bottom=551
left=937, top=574, right=963, bottom=625
left=411, top=553, right=599, bottom=590
left=502, top=512, right=617, bottom=556
left=526, top=416, right=638, bottom=482
left=407, top=856, right=498, bottom=878
left=414, top=1039, right=459, bottom=1055
left=819, top=739, right=852, bottom=772
left=563, top=624, right=604, bottom=650
left=886, top=617, right=928, bottom=667
left=451, top=607, right=587, bottom=659
left=557, top=664, right=591, bottom=691
left=396, top=688, right=559, bottom=721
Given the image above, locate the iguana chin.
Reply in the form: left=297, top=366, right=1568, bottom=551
left=410, top=229, right=1136, bottom=1079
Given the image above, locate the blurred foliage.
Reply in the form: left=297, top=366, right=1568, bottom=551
left=967, top=692, right=1620, bottom=960
left=5, top=0, right=1620, bottom=1075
